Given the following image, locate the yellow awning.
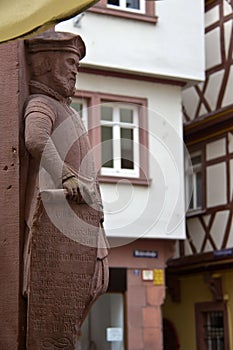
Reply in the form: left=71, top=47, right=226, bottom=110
left=0, top=0, right=98, bottom=43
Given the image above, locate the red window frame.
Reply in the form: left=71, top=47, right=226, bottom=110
left=73, top=90, right=150, bottom=185
left=195, top=302, right=230, bottom=350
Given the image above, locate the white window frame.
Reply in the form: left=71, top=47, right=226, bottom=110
left=101, top=102, right=140, bottom=178
left=107, top=0, right=145, bottom=14
left=71, top=98, right=88, bottom=130
left=185, top=151, right=203, bottom=211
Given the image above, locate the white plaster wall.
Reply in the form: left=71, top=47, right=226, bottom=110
left=182, top=86, right=199, bottom=120
left=230, top=159, right=233, bottom=199
left=228, top=133, right=233, bottom=154
left=77, top=73, right=186, bottom=239
left=206, top=138, right=226, bottom=161
left=205, top=5, right=219, bottom=27
left=187, top=217, right=205, bottom=253
left=57, top=0, right=205, bottom=84
left=204, top=70, right=224, bottom=111
left=225, top=219, right=233, bottom=248
left=207, top=163, right=227, bottom=207
left=222, top=65, right=233, bottom=108
left=205, top=28, right=221, bottom=70
left=210, top=211, right=229, bottom=250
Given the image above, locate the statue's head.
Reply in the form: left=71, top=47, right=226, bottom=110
left=25, top=31, right=86, bottom=97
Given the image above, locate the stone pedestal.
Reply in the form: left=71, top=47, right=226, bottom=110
left=0, top=40, right=28, bottom=350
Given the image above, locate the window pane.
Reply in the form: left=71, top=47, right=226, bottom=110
left=71, top=102, right=83, bottom=118
left=192, top=155, right=202, bottom=166
left=101, top=126, right=113, bottom=168
left=126, top=0, right=140, bottom=9
left=196, top=172, right=202, bottom=208
left=187, top=152, right=203, bottom=211
left=121, top=128, right=134, bottom=169
left=101, top=106, right=113, bottom=121
left=188, top=174, right=194, bottom=209
left=204, top=311, right=224, bottom=350
left=120, top=108, right=133, bottom=123
left=108, top=0, right=119, bottom=5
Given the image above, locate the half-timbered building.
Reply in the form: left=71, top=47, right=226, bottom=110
left=163, top=1, right=233, bottom=349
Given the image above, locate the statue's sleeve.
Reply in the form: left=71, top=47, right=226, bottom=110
left=24, top=97, right=73, bottom=187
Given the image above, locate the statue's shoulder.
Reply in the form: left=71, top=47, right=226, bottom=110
left=25, top=93, right=56, bottom=109
left=24, top=94, right=57, bottom=123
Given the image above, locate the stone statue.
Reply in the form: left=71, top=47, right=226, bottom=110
left=23, top=31, right=109, bottom=349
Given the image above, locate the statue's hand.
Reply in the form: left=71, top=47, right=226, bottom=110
left=62, top=175, right=95, bottom=204
left=62, top=176, right=80, bottom=200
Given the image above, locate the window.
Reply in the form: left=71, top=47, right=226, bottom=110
left=205, top=311, right=224, bottom=349
left=186, top=151, right=203, bottom=211
left=101, top=103, right=139, bottom=177
left=195, top=302, right=229, bottom=350
left=73, top=91, right=149, bottom=185
left=88, top=0, right=157, bottom=24
left=107, top=0, right=145, bottom=14
left=71, top=98, right=88, bottom=129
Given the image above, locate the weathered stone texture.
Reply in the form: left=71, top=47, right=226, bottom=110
left=0, top=41, right=21, bottom=350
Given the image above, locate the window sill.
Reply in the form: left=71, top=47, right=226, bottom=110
left=88, top=5, right=158, bottom=24
left=186, top=209, right=206, bottom=218
left=98, top=175, right=152, bottom=186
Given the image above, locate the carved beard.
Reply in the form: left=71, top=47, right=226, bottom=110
left=52, top=70, right=76, bottom=98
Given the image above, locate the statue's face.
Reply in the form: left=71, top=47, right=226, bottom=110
left=51, top=52, right=80, bottom=97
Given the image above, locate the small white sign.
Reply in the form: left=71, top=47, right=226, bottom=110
left=106, top=327, right=123, bottom=342
left=142, top=269, right=154, bottom=281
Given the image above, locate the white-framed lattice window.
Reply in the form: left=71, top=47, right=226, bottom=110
left=186, top=151, right=203, bottom=211
left=101, top=103, right=140, bottom=177
left=71, top=98, right=88, bottom=130
left=107, top=0, right=145, bottom=13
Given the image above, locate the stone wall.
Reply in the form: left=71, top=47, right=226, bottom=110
left=0, top=40, right=28, bottom=350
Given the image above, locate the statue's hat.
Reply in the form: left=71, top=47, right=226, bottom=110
left=25, top=31, right=86, bottom=60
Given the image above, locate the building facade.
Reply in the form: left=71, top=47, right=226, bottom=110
left=56, top=1, right=204, bottom=349
left=163, top=1, right=233, bottom=349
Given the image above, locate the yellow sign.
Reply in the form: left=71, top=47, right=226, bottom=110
left=153, top=269, right=164, bottom=285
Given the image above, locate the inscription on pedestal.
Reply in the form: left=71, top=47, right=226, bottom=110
left=27, top=199, right=99, bottom=349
